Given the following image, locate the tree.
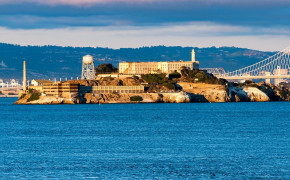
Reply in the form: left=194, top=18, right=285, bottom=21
left=95, top=63, right=118, bottom=74
left=169, top=71, right=181, bottom=80
left=130, top=96, right=143, bottom=102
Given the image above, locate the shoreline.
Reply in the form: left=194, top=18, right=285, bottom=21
left=0, top=95, right=18, bottom=98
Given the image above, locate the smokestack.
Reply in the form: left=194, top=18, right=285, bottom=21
left=23, top=61, right=27, bottom=91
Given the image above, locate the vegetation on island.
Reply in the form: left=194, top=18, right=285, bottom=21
left=180, top=67, right=228, bottom=85
left=19, top=89, right=41, bottom=102
left=27, top=92, right=40, bottom=102
left=141, top=74, right=176, bottom=92
left=168, top=71, right=181, bottom=80
left=130, top=96, right=143, bottom=102
left=139, top=68, right=228, bottom=93
left=95, top=63, right=118, bottom=74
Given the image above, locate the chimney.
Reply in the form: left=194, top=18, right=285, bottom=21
left=23, top=61, right=27, bottom=91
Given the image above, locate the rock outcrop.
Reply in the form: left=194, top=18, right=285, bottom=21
left=14, top=81, right=290, bottom=104
left=178, top=82, right=229, bottom=102
left=14, top=94, right=74, bottom=104
left=229, top=86, right=270, bottom=102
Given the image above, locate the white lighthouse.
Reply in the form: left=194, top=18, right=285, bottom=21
left=81, top=55, right=95, bottom=80
left=191, top=49, right=196, bottom=62
left=23, top=60, right=27, bottom=91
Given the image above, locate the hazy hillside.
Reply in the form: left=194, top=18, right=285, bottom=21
left=0, top=43, right=275, bottom=80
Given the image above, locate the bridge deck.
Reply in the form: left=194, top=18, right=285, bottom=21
left=218, top=75, right=290, bottom=80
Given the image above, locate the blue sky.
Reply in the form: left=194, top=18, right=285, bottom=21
left=0, top=0, right=290, bottom=51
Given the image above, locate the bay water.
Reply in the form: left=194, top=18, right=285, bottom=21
left=0, top=98, right=289, bottom=179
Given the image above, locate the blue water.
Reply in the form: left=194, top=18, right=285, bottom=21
left=0, top=98, right=289, bottom=179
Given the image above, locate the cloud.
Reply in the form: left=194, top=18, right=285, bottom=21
left=0, top=0, right=169, bottom=6
left=1, top=1, right=290, bottom=29
left=0, top=0, right=289, bottom=51
left=1, top=0, right=290, bottom=6
left=0, top=23, right=289, bottom=51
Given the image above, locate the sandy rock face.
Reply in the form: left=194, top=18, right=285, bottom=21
left=79, top=92, right=191, bottom=104
left=243, top=87, right=270, bottom=102
left=14, top=94, right=74, bottom=104
left=229, top=87, right=250, bottom=102
left=161, top=92, right=191, bottom=103
left=66, top=80, right=98, bottom=86
left=178, top=82, right=229, bottom=102
left=82, top=93, right=104, bottom=104
left=229, top=86, right=270, bottom=102
left=122, top=77, right=141, bottom=86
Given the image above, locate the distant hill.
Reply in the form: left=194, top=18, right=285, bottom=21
left=0, top=43, right=275, bottom=81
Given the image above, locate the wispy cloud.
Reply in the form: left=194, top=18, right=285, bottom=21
left=1, top=0, right=290, bottom=6
left=0, top=23, right=289, bottom=51
left=0, top=0, right=289, bottom=50
left=1, top=0, right=290, bottom=29
left=0, top=0, right=169, bottom=6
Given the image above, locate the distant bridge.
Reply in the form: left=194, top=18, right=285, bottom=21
left=202, top=47, right=290, bottom=83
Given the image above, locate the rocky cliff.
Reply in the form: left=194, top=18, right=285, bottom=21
left=179, top=82, right=289, bottom=103
left=14, top=82, right=290, bottom=104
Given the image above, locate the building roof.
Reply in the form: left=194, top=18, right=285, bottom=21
left=32, top=79, right=53, bottom=83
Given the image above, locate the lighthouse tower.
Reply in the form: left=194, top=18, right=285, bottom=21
left=191, top=49, right=196, bottom=62
left=23, top=61, right=27, bottom=91
left=81, top=55, right=95, bottom=80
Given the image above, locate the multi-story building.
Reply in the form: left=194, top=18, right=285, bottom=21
left=119, top=49, right=199, bottom=74
left=43, top=82, right=79, bottom=98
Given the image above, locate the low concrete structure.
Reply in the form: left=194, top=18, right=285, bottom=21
left=80, top=85, right=145, bottom=94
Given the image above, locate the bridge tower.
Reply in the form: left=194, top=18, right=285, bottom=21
left=81, top=55, right=95, bottom=80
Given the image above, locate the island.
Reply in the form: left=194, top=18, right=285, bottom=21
left=15, top=68, right=290, bottom=104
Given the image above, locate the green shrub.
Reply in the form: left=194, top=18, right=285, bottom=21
left=163, top=82, right=175, bottom=90
left=141, top=74, right=167, bottom=84
left=130, top=96, right=143, bottom=102
left=169, top=71, right=181, bottom=79
left=118, top=80, right=124, bottom=86
left=19, top=94, right=26, bottom=99
left=95, top=63, right=118, bottom=74
left=28, top=88, right=33, bottom=93
left=180, top=69, right=227, bottom=85
left=133, top=75, right=139, bottom=80
left=279, top=90, right=288, bottom=100
left=27, top=92, right=40, bottom=102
